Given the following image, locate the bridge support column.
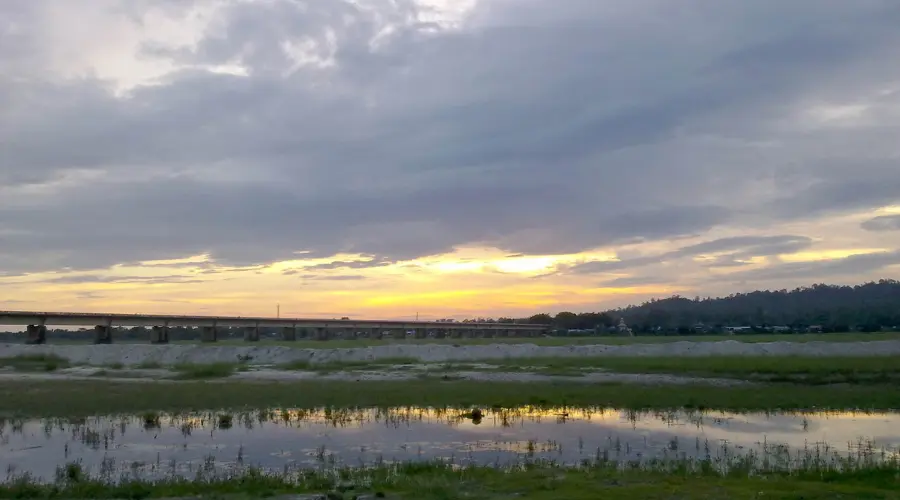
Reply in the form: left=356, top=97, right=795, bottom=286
left=282, top=326, right=296, bottom=341
left=150, top=326, right=169, bottom=344
left=201, top=326, right=217, bottom=342
left=448, top=329, right=461, bottom=339
left=482, top=329, right=494, bottom=338
left=25, top=324, right=47, bottom=345
left=94, top=325, right=113, bottom=344
left=244, top=326, right=260, bottom=342
left=314, top=327, right=331, bottom=341
left=369, top=328, right=382, bottom=339
left=434, top=329, right=446, bottom=339
left=414, top=328, right=427, bottom=339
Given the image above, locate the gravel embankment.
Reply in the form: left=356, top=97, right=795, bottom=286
left=2, top=340, right=900, bottom=367
left=0, top=366, right=749, bottom=386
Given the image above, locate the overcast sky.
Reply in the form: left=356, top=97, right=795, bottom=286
left=1, top=0, right=899, bottom=319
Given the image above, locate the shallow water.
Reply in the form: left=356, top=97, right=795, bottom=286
left=2, top=407, right=898, bottom=482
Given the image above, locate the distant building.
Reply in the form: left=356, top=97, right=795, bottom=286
left=616, top=318, right=633, bottom=337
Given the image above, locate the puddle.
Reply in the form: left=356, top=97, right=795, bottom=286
left=1, top=407, right=898, bottom=482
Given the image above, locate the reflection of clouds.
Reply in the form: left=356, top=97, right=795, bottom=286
left=3, top=408, right=900, bottom=481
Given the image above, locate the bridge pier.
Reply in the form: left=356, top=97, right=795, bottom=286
left=25, top=324, right=47, bottom=344
left=434, top=329, right=446, bottom=339
left=244, top=326, right=260, bottom=342
left=150, top=326, right=169, bottom=344
left=282, top=326, right=296, bottom=341
left=314, top=327, right=330, bottom=341
left=201, top=326, right=217, bottom=342
left=369, top=328, right=382, bottom=340
left=414, top=328, right=426, bottom=339
left=481, top=329, right=494, bottom=338
left=94, top=325, right=113, bottom=344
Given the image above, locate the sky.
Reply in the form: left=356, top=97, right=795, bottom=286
left=1, top=0, right=900, bottom=321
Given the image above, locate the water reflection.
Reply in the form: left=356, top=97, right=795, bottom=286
left=1, top=407, right=898, bottom=482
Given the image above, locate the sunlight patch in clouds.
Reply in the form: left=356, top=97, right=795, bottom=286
left=779, top=248, right=890, bottom=263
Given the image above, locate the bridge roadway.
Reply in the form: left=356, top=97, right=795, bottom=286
left=0, top=311, right=550, bottom=344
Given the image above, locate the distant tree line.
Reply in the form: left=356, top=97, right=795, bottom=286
left=2, top=280, right=898, bottom=340
left=523, top=280, right=900, bottom=335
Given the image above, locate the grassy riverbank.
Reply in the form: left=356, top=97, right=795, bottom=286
left=31, top=331, right=900, bottom=347
left=2, top=460, right=899, bottom=499
left=484, top=355, right=900, bottom=384
left=3, top=379, right=900, bottom=417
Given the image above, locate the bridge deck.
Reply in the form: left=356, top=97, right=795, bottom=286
left=0, top=311, right=547, bottom=330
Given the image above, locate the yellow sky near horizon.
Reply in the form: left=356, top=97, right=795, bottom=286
left=3, top=210, right=898, bottom=321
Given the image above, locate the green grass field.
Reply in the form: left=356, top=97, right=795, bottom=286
left=3, top=379, right=900, bottom=417
left=485, top=355, right=900, bottom=384
left=3, top=459, right=900, bottom=499
left=0, top=353, right=69, bottom=372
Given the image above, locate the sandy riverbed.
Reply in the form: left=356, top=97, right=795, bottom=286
left=2, top=340, right=899, bottom=367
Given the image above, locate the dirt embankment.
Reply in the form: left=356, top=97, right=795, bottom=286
left=2, top=339, right=900, bottom=367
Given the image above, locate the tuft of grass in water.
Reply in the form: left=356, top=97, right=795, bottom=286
left=141, top=411, right=161, bottom=429
left=171, top=363, right=238, bottom=380
left=0, top=354, right=70, bottom=372
left=217, top=414, right=233, bottom=429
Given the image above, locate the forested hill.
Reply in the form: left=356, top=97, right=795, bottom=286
left=526, top=280, right=900, bottom=333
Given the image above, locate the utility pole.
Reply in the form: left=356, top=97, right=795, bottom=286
left=277, top=304, right=280, bottom=319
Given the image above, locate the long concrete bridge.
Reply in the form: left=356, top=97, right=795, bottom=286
left=0, top=311, right=550, bottom=344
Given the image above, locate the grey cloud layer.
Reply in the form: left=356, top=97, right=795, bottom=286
left=719, top=250, right=900, bottom=283
left=569, top=235, right=813, bottom=274
left=2, top=0, right=900, bottom=278
left=863, top=215, right=900, bottom=232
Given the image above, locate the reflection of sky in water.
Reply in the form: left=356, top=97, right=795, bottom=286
left=1, top=408, right=898, bottom=481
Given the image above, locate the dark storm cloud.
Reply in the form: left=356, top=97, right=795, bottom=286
left=862, top=215, right=900, bottom=232
left=2, top=0, right=900, bottom=276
